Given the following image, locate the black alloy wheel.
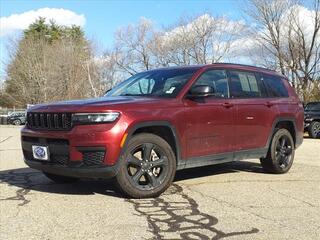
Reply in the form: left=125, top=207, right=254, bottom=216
left=260, top=128, right=295, bottom=174
left=274, top=135, right=293, bottom=169
left=116, top=133, right=176, bottom=198
left=126, top=143, right=169, bottom=191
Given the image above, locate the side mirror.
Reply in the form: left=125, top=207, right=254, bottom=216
left=188, top=85, right=215, bottom=98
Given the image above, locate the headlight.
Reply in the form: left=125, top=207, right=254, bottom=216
left=72, top=112, right=120, bottom=124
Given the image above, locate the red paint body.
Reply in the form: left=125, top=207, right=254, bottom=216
left=21, top=64, right=304, bottom=168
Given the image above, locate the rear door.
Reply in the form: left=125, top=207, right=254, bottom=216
left=183, top=69, right=236, bottom=158
left=227, top=70, right=278, bottom=151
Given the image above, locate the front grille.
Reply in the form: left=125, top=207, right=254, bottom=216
left=83, top=151, right=105, bottom=166
left=51, top=155, right=69, bottom=165
left=27, top=113, right=72, bottom=130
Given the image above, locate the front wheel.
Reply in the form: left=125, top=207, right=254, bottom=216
left=115, top=133, right=176, bottom=198
left=260, top=129, right=295, bottom=174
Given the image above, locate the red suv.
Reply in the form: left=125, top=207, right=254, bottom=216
left=21, top=64, right=304, bottom=198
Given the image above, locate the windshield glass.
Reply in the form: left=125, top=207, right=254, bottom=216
left=105, top=68, right=199, bottom=98
left=305, top=102, right=320, bottom=111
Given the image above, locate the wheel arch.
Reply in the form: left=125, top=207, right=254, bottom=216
left=122, top=121, right=181, bottom=164
left=267, top=117, right=297, bottom=148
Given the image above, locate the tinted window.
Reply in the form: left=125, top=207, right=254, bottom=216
left=305, top=102, right=320, bottom=111
left=262, top=74, right=289, bottom=97
left=106, top=68, right=199, bottom=98
left=228, top=71, right=263, bottom=98
left=124, top=78, right=155, bottom=95
left=192, top=70, right=229, bottom=98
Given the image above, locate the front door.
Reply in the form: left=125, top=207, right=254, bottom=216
left=183, top=69, right=236, bottom=159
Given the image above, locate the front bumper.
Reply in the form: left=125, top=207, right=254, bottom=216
left=21, top=116, right=129, bottom=178
left=22, top=135, right=119, bottom=179
left=24, top=159, right=118, bottom=179
left=21, top=123, right=126, bottom=166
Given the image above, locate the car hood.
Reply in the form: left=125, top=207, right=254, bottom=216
left=29, top=96, right=176, bottom=112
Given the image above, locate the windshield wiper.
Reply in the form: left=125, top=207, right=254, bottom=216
left=120, top=93, right=152, bottom=97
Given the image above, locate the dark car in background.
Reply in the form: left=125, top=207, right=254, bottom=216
left=304, top=102, right=320, bottom=138
left=7, top=111, right=26, bottom=125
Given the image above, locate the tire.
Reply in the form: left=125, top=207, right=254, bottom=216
left=115, top=133, right=176, bottom=198
left=308, top=121, right=320, bottom=139
left=260, top=128, right=295, bottom=174
left=13, top=119, right=21, bottom=125
left=43, top=172, right=79, bottom=183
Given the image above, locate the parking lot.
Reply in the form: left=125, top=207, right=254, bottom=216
left=0, top=125, right=319, bottom=240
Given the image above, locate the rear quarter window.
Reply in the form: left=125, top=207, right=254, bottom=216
left=262, top=74, right=289, bottom=98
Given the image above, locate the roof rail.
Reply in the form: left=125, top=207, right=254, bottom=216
left=212, top=62, right=279, bottom=74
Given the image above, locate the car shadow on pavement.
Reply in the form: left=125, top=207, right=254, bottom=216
left=0, top=160, right=265, bottom=199
left=0, top=161, right=261, bottom=239
left=0, top=168, right=119, bottom=200
left=126, top=183, right=259, bottom=239
left=175, top=160, right=265, bottom=182
left=126, top=160, right=263, bottom=239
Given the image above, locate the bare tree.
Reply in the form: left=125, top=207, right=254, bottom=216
left=154, top=14, right=247, bottom=65
left=246, top=0, right=320, bottom=101
left=97, top=50, right=126, bottom=92
left=114, top=18, right=155, bottom=75
left=246, top=0, right=291, bottom=74
left=285, top=0, right=320, bottom=100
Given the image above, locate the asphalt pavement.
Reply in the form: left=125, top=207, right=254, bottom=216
left=0, top=126, right=319, bottom=240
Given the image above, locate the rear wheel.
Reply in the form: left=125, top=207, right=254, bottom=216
left=43, top=172, right=79, bottom=183
left=308, top=121, right=320, bottom=139
left=260, top=129, right=295, bottom=174
left=115, top=133, right=176, bottom=198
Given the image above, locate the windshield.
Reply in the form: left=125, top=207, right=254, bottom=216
left=105, top=68, right=199, bottom=98
left=305, top=102, right=320, bottom=111
left=9, top=112, right=25, bottom=117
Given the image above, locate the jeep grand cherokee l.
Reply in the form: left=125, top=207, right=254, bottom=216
left=21, top=64, right=304, bottom=198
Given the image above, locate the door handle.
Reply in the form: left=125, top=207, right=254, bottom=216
left=222, top=102, right=234, bottom=108
left=265, top=101, right=274, bottom=107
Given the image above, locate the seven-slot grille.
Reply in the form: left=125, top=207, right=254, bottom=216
left=27, top=113, right=72, bottom=130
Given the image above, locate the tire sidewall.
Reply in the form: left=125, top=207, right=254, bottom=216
left=116, top=133, right=176, bottom=198
left=270, top=129, right=295, bottom=173
left=13, top=120, right=21, bottom=125
left=309, top=121, right=320, bottom=139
